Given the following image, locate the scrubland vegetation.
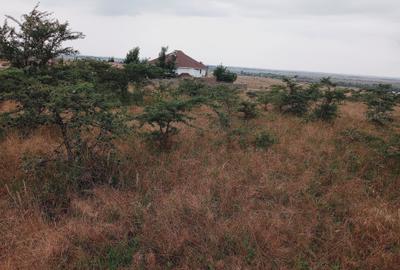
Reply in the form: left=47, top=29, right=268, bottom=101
left=1, top=6, right=400, bottom=270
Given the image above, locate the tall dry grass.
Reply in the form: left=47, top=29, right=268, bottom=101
left=0, top=101, right=399, bottom=269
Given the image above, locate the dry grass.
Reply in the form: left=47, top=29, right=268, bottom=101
left=1, top=96, right=400, bottom=269
left=0, top=101, right=18, bottom=113
left=235, top=75, right=284, bottom=91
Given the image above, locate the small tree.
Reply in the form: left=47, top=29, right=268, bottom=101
left=137, top=96, right=201, bottom=150
left=213, top=65, right=237, bottom=83
left=96, top=66, right=129, bottom=103
left=156, top=46, right=176, bottom=76
left=0, top=68, right=48, bottom=133
left=205, top=85, right=241, bottom=129
left=0, top=68, right=128, bottom=162
left=0, top=5, right=84, bottom=68
left=124, top=47, right=140, bottom=64
left=41, top=59, right=130, bottom=103
left=238, top=101, right=258, bottom=120
left=313, top=90, right=346, bottom=121
left=365, top=84, right=397, bottom=125
left=254, top=130, right=277, bottom=150
left=277, top=78, right=310, bottom=116
left=313, top=78, right=345, bottom=121
left=304, top=83, right=321, bottom=102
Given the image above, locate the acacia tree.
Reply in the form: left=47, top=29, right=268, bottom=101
left=277, top=77, right=310, bottom=116
left=365, top=84, right=397, bottom=125
left=0, top=66, right=128, bottom=162
left=313, top=77, right=346, bottom=121
left=202, top=85, right=241, bottom=130
left=238, top=101, right=258, bottom=120
left=124, top=47, right=140, bottom=64
left=0, top=5, right=84, bottom=68
left=137, top=96, right=202, bottom=150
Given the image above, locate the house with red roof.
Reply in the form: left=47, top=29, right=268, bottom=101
left=150, top=50, right=208, bottom=78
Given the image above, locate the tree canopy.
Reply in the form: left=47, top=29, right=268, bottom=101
left=124, top=47, right=140, bottom=64
left=156, top=46, right=176, bottom=76
left=213, top=65, right=237, bottom=83
left=0, top=4, right=84, bottom=68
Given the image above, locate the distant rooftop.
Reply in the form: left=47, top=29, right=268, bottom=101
left=150, top=50, right=207, bottom=70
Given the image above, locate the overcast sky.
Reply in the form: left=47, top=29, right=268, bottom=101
left=1, top=0, right=400, bottom=77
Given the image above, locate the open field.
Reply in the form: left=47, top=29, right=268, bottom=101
left=234, top=76, right=284, bottom=91
left=1, top=3, right=399, bottom=269
left=1, top=76, right=400, bottom=269
left=209, top=66, right=400, bottom=90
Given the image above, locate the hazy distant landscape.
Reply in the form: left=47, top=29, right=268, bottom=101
left=211, top=65, right=400, bottom=89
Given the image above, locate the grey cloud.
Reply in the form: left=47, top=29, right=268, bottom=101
left=83, top=0, right=231, bottom=17
left=9, top=0, right=400, bottom=20
left=78, top=0, right=400, bottom=20
left=226, top=0, right=400, bottom=20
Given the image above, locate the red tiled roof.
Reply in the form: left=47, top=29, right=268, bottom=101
left=150, top=50, right=207, bottom=69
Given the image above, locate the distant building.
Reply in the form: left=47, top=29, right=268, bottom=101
left=150, top=50, right=208, bottom=78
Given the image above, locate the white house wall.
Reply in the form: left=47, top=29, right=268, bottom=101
left=176, top=67, right=207, bottom=78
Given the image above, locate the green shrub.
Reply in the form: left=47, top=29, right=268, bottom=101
left=313, top=103, right=339, bottom=121
left=340, top=128, right=399, bottom=164
left=178, top=79, right=206, bottom=96
left=0, top=68, right=129, bottom=162
left=254, top=131, right=277, bottom=150
left=96, top=67, right=130, bottom=103
left=213, top=65, right=237, bottom=83
left=276, top=78, right=310, bottom=116
left=365, top=84, right=397, bottom=125
left=37, top=60, right=131, bottom=103
left=238, top=101, right=258, bottom=120
left=205, top=85, right=241, bottom=130
left=256, top=91, right=273, bottom=111
left=125, top=62, right=163, bottom=83
left=137, top=96, right=203, bottom=150
left=313, top=87, right=346, bottom=122
left=304, top=83, right=321, bottom=102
